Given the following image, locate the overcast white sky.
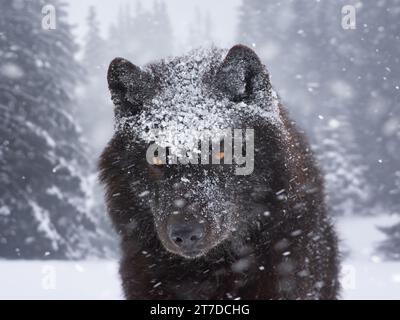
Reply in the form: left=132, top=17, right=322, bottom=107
left=66, top=0, right=241, bottom=50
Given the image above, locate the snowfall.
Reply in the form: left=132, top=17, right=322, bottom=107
left=0, top=215, right=399, bottom=300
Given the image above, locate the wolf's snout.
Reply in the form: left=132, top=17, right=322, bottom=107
left=167, top=215, right=207, bottom=252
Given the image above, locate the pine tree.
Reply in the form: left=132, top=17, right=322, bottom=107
left=0, top=0, right=104, bottom=259
left=315, top=115, right=370, bottom=216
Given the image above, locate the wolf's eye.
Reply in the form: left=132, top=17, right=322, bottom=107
left=153, top=157, right=163, bottom=166
left=215, top=152, right=225, bottom=160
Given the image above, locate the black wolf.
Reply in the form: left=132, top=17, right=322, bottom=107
left=99, top=45, right=340, bottom=299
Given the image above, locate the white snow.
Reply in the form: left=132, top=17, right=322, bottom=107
left=28, top=201, right=61, bottom=251
left=330, top=80, right=354, bottom=99
left=0, top=261, right=122, bottom=300
left=117, top=48, right=283, bottom=157
left=0, top=206, right=11, bottom=216
left=24, top=121, right=56, bottom=148
left=46, top=186, right=64, bottom=200
left=337, top=215, right=400, bottom=300
left=0, top=215, right=399, bottom=300
left=0, top=62, right=24, bottom=80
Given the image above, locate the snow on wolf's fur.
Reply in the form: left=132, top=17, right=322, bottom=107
left=115, top=47, right=283, bottom=156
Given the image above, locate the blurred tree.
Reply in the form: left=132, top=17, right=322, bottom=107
left=237, top=0, right=371, bottom=216
left=378, top=220, right=400, bottom=260
left=310, top=0, right=400, bottom=256
left=237, top=0, right=264, bottom=47
left=77, top=6, right=118, bottom=257
left=152, top=0, right=173, bottom=58
left=186, top=8, right=214, bottom=49
left=315, top=115, right=370, bottom=216
left=79, top=5, right=112, bottom=153
left=0, top=0, right=106, bottom=259
left=238, top=0, right=400, bottom=258
left=82, top=6, right=107, bottom=72
left=108, top=1, right=173, bottom=64
left=346, top=1, right=400, bottom=211
left=354, top=0, right=400, bottom=259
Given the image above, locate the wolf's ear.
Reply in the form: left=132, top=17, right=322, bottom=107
left=107, top=58, right=156, bottom=109
left=215, top=45, right=269, bottom=102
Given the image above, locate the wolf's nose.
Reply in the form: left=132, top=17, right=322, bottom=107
left=168, top=220, right=206, bottom=250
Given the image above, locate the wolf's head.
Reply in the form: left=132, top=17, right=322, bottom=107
left=103, top=45, right=286, bottom=259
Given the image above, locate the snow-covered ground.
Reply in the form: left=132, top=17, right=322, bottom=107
left=337, top=215, right=400, bottom=300
left=0, top=215, right=399, bottom=300
left=0, top=260, right=122, bottom=300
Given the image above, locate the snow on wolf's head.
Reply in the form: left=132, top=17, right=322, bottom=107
left=105, top=45, right=284, bottom=259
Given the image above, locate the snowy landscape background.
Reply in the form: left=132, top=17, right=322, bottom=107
left=1, top=0, right=400, bottom=299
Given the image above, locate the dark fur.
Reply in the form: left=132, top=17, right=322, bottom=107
left=99, top=45, right=340, bottom=300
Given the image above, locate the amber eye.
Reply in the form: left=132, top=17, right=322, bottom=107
left=215, top=152, right=225, bottom=160
left=153, top=157, right=163, bottom=165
